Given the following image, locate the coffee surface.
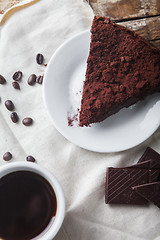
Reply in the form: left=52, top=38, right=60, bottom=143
left=0, top=171, right=57, bottom=240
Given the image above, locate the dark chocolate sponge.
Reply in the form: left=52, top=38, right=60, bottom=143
left=79, top=16, right=160, bottom=127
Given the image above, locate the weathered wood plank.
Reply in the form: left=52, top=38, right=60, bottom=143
left=89, top=0, right=160, bottom=20
left=118, top=16, right=160, bottom=41
left=150, top=39, right=160, bottom=49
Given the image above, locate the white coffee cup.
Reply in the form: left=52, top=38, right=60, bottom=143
left=0, top=162, right=65, bottom=240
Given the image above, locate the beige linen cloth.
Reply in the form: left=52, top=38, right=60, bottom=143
left=0, top=0, right=160, bottom=239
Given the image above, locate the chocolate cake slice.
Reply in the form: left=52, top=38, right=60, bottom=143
left=79, top=16, right=160, bottom=126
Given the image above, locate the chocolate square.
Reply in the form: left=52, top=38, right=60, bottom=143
left=138, top=147, right=160, bottom=168
left=105, top=168, right=148, bottom=204
left=134, top=182, right=160, bottom=208
left=127, top=160, right=150, bottom=169
left=149, top=169, right=160, bottom=183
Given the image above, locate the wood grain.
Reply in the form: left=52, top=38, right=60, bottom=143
left=89, top=0, right=160, bottom=20
left=151, top=39, right=160, bottom=49
left=118, top=16, right=160, bottom=41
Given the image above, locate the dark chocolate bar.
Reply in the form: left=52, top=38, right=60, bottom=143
left=138, top=147, right=160, bottom=168
left=128, top=159, right=160, bottom=183
left=105, top=148, right=160, bottom=206
left=127, top=160, right=150, bottom=169
left=149, top=169, right=160, bottom=183
left=105, top=168, right=148, bottom=204
left=133, top=182, right=160, bottom=208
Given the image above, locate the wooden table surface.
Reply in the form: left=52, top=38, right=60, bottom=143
left=89, top=0, right=160, bottom=49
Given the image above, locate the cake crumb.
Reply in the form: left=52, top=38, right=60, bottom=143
left=67, top=113, right=78, bottom=127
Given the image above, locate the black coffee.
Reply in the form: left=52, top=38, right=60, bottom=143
left=0, top=171, right=57, bottom=240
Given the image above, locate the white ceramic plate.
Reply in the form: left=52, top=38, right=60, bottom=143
left=43, top=30, right=160, bottom=153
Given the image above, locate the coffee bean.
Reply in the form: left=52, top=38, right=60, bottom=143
left=5, top=100, right=14, bottom=111
left=36, top=75, right=43, bottom=84
left=36, top=53, right=44, bottom=65
left=27, top=74, right=36, bottom=86
left=12, top=71, right=22, bottom=81
left=11, top=112, right=19, bottom=123
left=12, top=81, right=20, bottom=90
left=22, top=117, right=33, bottom=126
left=26, top=155, right=36, bottom=162
left=3, top=152, right=12, bottom=161
left=0, top=74, right=6, bottom=84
